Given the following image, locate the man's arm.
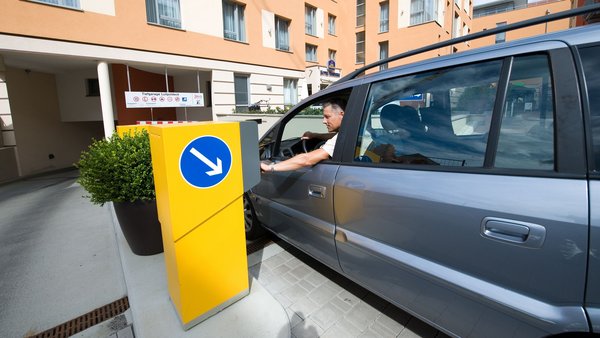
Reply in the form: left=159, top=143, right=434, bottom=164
left=301, top=131, right=337, bottom=141
left=260, top=148, right=330, bottom=172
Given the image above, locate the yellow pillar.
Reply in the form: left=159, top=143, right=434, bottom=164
left=148, top=121, right=259, bottom=329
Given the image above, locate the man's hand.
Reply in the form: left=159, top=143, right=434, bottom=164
left=301, top=131, right=316, bottom=140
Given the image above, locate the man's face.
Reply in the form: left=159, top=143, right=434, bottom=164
left=322, top=105, right=344, bottom=132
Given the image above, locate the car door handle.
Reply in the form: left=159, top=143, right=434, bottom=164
left=308, top=184, right=326, bottom=198
left=481, top=217, right=546, bottom=248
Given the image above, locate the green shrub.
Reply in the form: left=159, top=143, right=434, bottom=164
left=75, top=130, right=155, bottom=205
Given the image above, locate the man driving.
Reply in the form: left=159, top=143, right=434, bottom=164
left=260, top=100, right=345, bottom=173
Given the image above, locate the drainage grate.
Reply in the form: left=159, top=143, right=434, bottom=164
left=28, top=297, right=130, bottom=338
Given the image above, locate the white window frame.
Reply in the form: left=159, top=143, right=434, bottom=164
left=306, top=44, right=318, bottom=62
left=328, top=14, right=337, bottom=35
left=223, top=0, right=246, bottom=42
left=234, top=74, right=250, bottom=112
left=146, top=0, right=182, bottom=29
left=30, top=0, right=80, bottom=10
left=356, top=0, right=366, bottom=27
left=275, top=16, right=290, bottom=51
left=284, top=79, right=298, bottom=106
left=305, top=5, right=317, bottom=35
left=356, top=32, right=365, bottom=64
left=379, top=41, right=389, bottom=70
left=410, top=0, right=437, bottom=25
left=380, top=1, right=390, bottom=33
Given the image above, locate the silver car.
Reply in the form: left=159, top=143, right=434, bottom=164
left=244, top=9, right=600, bottom=337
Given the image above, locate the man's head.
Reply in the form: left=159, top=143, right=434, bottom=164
left=322, top=100, right=345, bottom=133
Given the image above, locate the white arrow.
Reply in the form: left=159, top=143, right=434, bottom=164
left=189, top=147, right=223, bottom=176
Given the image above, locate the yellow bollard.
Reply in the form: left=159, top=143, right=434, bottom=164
left=147, top=121, right=259, bottom=330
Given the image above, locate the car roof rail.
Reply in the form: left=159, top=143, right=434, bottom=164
left=336, top=3, right=600, bottom=84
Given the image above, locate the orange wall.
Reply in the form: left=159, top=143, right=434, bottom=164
left=471, top=0, right=572, bottom=48
left=112, top=64, right=176, bottom=125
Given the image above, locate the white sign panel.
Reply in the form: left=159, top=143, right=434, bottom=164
left=125, top=91, right=204, bottom=108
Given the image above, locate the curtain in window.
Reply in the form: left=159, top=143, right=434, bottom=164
left=146, top=0, right=181, bottom=28
left=305, top=6, right=316, bottom=35
left=40, top=0, right=80, bottom=8
left=283, top=79, right=298, bottom=106
left=234, top=75, right=249, bottom=111
left=223, top=1, right=245, bottom=41
left=380, top=2, right=389, bottom=32
left=276, top=18, right=289, bottom=51
left=410, top=0, right=435, bottom=25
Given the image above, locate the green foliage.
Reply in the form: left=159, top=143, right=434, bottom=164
left=232, top=106, right=290, bottom=114
left=75, top=130, right=155, bottom=205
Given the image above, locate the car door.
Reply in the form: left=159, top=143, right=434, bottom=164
left=579, top=43, right=600, bottom=333
left=334, top=45, right=590, bottom=337
left=251, top=87, right=355, bottom=270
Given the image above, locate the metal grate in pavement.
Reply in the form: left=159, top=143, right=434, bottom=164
left=27, top=297, right=130, bottom=338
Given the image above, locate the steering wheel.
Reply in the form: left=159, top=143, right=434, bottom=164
left=302, top=138, right=326, bottom=153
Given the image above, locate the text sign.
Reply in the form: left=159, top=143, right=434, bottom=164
left=180, top=136, right=232, bottom=189
left=125, top=91, right=204, bottom=108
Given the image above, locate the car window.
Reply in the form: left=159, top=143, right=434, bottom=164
left=354, top=60, right=501, bottom=167
left=495, top=55, right=554, bottom=170
left=579, top=44, right=600, bottom=174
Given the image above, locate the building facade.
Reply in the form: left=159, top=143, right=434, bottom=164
left=0, top=0, right=579, bottom=182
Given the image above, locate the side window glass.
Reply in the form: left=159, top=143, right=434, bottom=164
left=579, top=45, right=600, bottom=173
left=276, top=90, right=350, bottom=159
left=495, top=55, right=554, bottom=170
left=354, top=60, right=501, bottom=167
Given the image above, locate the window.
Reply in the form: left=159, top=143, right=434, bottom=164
left=275, top=16, right=290, bottom=51
left=305, top=5, right=317, bottom=35
left=580, top=45, right=600, bottom=173
left=328, top=14, right=337, bottom=35
left=453, top=13, right=461, bottom=38
left=357, top=0, right=366, bottom=27
left=455, top=0, right=461, bottom=8
left=284, top=79, right=298, bottom=106
left=410, top=0, right=437, bottom=25
left=356, top=32, right=365, bottom=64
left=223, top=0, right=246, bottom=42
left=306, top=44, right=318, bottom=62
left=86, top=79, right=100, bottom=97
left=146, top=0, right=181, bottom=28
left=328, top=49, right=337, bottom=62
left=495, top=22, right=507, bottom=44
left=234, top=75, right=249, bottom=112
left=495, top=55, right=554, bottom=170
left=32, top=0, right=80, bottom=9
left=379, top=42, right=389, bottom=71
left=380, top=1, right=390, bottom=32
left=354, top=60, right=502, bottom=167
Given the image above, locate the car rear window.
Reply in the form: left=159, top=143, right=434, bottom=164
left=579, top=45, right=600, bottom=174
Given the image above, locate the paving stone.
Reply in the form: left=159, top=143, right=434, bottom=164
left=337, top=289, right=363, bottom=308
left=290, top=296, right=320, bottom=319
left=273, top=264, right=291, bottom=275
left=298, top=279, right=316, bottom=293
left=289, top=264, right=313, bottom=280
left=282, top=271, right=300, bottom=284
left=344, top=301, right=380, bottom=332
left=305, top=271, right=327, bottom=287
left=282, top=283, right=310, bottom=303
left=369, top=319, right=398, bottom=337
left=263, top=254, right=288, bottom=269
left=309, top=303, right=344, bottom=331
left=286, top=307, right=304, bottom=328
left=274, top=292, right=293, bottom=308
left=332, top=316, right=364, bottom=336
left=264, top=276, right=293, bottom=294
left=291, top=318, right=325, bottom=338
left=330, top=295, right=355, bottom=313
left=285, top=257, right=304, bottom=269
left=308, top=283, right=339, bottom=306
left=320, top=323, right=354, bottom=338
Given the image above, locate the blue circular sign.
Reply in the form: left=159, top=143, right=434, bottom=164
left=180, top=136, right=232, bottom=188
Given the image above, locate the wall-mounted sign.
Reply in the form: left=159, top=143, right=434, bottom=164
left=125, top=91, right=204, bottom=108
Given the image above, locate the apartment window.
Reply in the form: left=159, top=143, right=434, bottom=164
left=32, top=0, right=80, bottom=9
left=453, top=12, right=461, bottom=38
left=146, top=0, right=181, bottom=28
left=410, top=0, right=437, bottom=25
left=328, top=14, right=337, bottom=35
left=306, top=44, right=318, bottom=62
left=379, top=41, right=389, bottom=71
left=284, top=79, right=298, bottom=106
left=86, top=79, right=100, bottom=97
left=328, top=49, right=337, bottom=62
left=356, top=32, right=365, bottom=64
left=306, top=5, right=317, bottom=35
left=455, top=0, right=461, bottom=9
left=495, top=22, right=507, bottom=43
left=380, top=1, right=390, bottom=32
left=356, top=0, right=366, bottom=27
left=275, top=16, right=290, bottom=51
left=223, top=0, right=246, bottom=42
left=234, top=75, right=249, bottom=112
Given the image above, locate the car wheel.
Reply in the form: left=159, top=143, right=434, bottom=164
left=244, top=193, right=264, bottom=240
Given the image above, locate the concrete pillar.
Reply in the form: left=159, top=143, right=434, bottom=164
left=97, top=61, right=115, bottom=139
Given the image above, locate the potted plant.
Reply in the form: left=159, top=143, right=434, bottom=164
left=75, top=129, right=163, bottom=256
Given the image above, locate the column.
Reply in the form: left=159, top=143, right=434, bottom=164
left=97, top=61, right=115, bottom=138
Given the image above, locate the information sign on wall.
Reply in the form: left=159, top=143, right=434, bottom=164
left=125, top=91, right=204, bottom=108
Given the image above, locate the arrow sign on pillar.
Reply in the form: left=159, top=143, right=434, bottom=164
left=189, top=148, right=222, bottom=176
left=180, top=136, right=232, bottom=188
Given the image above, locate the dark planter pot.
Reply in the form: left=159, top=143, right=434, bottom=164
left=113, top=200, right=164, bottom=256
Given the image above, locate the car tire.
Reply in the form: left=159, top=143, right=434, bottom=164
left=244, top=193, right=265, bottom=240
